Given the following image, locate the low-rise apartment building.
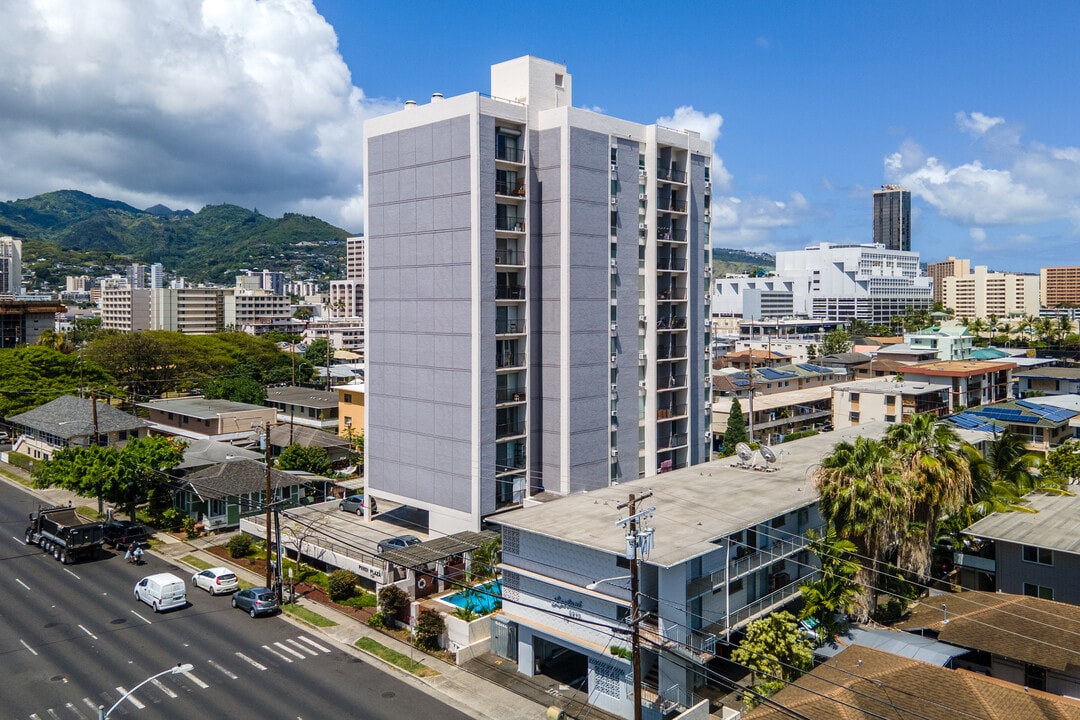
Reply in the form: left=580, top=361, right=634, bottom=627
left=138, top=397, right=276, bottom=442
left=832, top=379, right=951, bottom=429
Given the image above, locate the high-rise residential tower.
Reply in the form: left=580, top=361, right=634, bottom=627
left=364, top=56, right=713, bottom=534
left=873, top=184, right=911, bottom=251
left=0, top=236, right=22, bottom=295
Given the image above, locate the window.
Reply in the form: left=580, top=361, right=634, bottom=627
left=771, top=515, right=786, bottom=529
left=344, top=416, right=352, bottom=427
left=729, top=578, right=744, bottom=593
left=344, top=393, right=352, bottom=403
left=885, top=415, right=896, bottom=423
left=849, top=412, right=860, bottom=422
left=1024, top=583, right=1054, bottom=601
left=849, top=392, right=860, bottom=402
left=554, top=73, right=564, bottom=88
left=1025, top=664, right=1047, bottom=691
left=1022, top=545, right=1053, bottom=566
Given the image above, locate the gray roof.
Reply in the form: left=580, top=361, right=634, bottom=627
left=494, top=423, right=891, bottom=568
left=964, top=491, right=1080, bottom=555
left=820, top=352, right=872, bottom=365
left=182, top=459, right=307, bottom=500
left=138, top=397, right=268, bottom=419
left=815, top=627, right=969, bottom=666
left=175, top=440, right=263, bottom=470
left=1015, top=367, right=1080, bottom=379
left=268, top=424, right=351, bottom=450
left=9, top=395, right=145, bottom=438
left=266, top=387, right=338, bottom=409
left=380, top=530, right=499, bottom=569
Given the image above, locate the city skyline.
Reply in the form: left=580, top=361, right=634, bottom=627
left=0, top=1, right=1076, bottom=272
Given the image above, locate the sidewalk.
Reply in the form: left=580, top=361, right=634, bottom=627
left=1, top=463, right=591, bottom=720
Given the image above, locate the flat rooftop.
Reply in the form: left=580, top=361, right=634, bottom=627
left=138, top=397, right=269, bottom=419
left=266, top=386, right=338, bottom=408
left=965, top=490, right=1080, bottom=555
left=494, top=422, right=889, bottom=568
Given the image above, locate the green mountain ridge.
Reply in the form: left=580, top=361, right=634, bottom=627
left=1, top=190, right=352, bottom=285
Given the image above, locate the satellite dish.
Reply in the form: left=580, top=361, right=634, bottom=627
left=735, top=442, right=753, bottom=462
left=760, top=445, right=777, bottom=464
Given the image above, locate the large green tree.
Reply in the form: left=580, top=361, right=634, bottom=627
left=0, top=346, right=115, bottom=418
left=732, top=611, right=813, bottom=709
left=818, top=329, right=852, bottom=357
left=799, top=528, right=861, bottom=641
left=277, top=444, right=331, bottom=476
left=203, top=375, right=267, bottom=405
left=722, top=397, right=749, bottom=456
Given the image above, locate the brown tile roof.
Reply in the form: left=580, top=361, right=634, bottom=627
left=744, top=646, right=1080, bottom=720
left=904, top=360, right=1017, bottom=377
left=894, top=591, right=1080, bottom=672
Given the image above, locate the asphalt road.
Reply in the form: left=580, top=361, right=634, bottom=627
left=0, top=480, right=473, bottom=719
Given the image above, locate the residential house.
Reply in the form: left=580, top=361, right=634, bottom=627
left=490, top=425, right=900, bottom=719
left=265, top=387, right=339, bottom=431
left=267, top=424, right=353, bottom=468
left=903, top=325, right=975, bottom=361
left=744, top=645, right=1080, bottom=720
left=1015, top=367, right=1080, bottom=397
left=711, top=385, right=833, bottom=447
left=831, top=378, right=951, bottom=430
left=8, top=395, right=148, bottom=462
left=138, top=397, right=276, bottom=442
left=947, top=399, right=1077, bottom=454
left=900, top=359, right=1016, bottom=412
left=895, top=591, right=1080, bottom=698
left=960, top=492, right=1080, bottom=606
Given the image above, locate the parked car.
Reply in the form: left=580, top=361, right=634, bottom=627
left=134, top=572, right=187, bottom=613
left=192, top=567, right=240, bottom=595
left=339, top=494, right=377, bottom=515
left=377, top=534, right=422, bottom=554
left=232, top=587, right=278, bottom=618
left=103, top=520, right=152, bottom=550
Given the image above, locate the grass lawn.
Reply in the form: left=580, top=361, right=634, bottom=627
left=182, top=554, right=214, bottom=570
left=281, top=602, right=337, bottom=627
left=355, top=637, right=438, bottom=677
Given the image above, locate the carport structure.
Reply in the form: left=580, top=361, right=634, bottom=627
left=380, top=530, right=499, bottom=600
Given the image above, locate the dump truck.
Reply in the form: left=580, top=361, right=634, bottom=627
left=24, top=505, right=105, bottom=564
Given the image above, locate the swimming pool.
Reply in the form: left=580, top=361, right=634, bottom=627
left=442, top=580, right=502, bottom=614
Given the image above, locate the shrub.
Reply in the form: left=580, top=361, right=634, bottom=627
left=328, top=569, right=360, bottom=602
left=413, top=608, right=445, bottom=650
left=367, top=611, right=385, bottom=629
left=158, top=507, right=181, bottom=531
left=378, top=585, right=409, bottom=619
left=609, top=645, right=632, bottom=660
left=227, top=534, right=254, bottom=558
left=181, top=515, right=201, bottom=538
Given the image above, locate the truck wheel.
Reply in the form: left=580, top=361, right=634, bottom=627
left=53, top=547, right=61, bottom=561
left=62, top=551, right=70, bottom=565
left=23, top=531, right=31, bottom=545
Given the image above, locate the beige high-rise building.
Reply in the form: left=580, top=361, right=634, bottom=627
left=100, top=287, right=153, bottom=332
left=154, top=287, right=225, bottom=334
left=942, top=265, right=1039, bottom=321
left=346, top=236, right=365, bottom=281
left=927, top=256, right=970, bottom=306
left=1041, top=266, right=1080, bottom=308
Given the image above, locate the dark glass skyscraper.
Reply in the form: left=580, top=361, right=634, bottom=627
left=873, top=184, right=911, bottom=251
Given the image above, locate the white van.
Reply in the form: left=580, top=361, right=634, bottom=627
left=134, top=572, right=187, bottom=613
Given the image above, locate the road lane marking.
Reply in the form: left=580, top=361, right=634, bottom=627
left=286, top=638, right=318, bottom=656
left=12, top=535, right=23, bottom=543
left=235, top=652, right=267, bottom=670
left=29, top=714, right=40, bottom=719
left=16, top=578, right=31, bottom=591
left=150, top=678, right=177, bottom=699
left=46, top=709, right=61, bottom=719
left=78, top=625, right=98, bottom=640
left=130, top=610, right=152, bottom=625
left=64, top=702, right=88, bottom=719
left=114, top=687, right=145, bottom=710
left=207, top=659, right=238, bottom=679
left=297, top=635, right=332, bottom=653
left=261, top=644, right=292, bottom=663
left=20, top=639, right=38, bottom=655
left=81, top=698, right=99, bottom=714
left=180, top=670, right=208, bottom=689
left=275, top=641, right=306, bottom=659
left=63, top=568, right=80, bottom=580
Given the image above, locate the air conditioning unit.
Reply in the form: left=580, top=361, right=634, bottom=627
left=705, top=431, right=712, bottom=439
left=704, top=401, right=712, bottom=410
left=611, top=448, right=619, bottom=457
left=611, top=409, right=618, bottom=418
left=610, top=258, right=618, bottom=267
left=639, top=314, right=648, bottom=322
left=610, top=383, right=618, bottom=392
left=611, top=354, right=618, bottom=364
left=639, top=380, right=647, bottom=388
left=704, top=267, right=712, bottom=275
left=638, top=222, right=647, bottom=230
left=638, top=193, right=647, bottom=201
left=610, top=197, right=618, bottom=206
left=638, top=352, right=647, bottom=361
left=704, top=180, right=712, bottom=191
left=610, top=322, right=618, bottom=333
left=610, top=163, right=618, bottom=172
left=704, top=208, right=711, bottom=220
left=639, top=168, right=647, bottom=178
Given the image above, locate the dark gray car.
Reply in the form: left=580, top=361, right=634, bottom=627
left=377, top=534, right=421, bottom=553
left=231, top=587, right=278, bottom=618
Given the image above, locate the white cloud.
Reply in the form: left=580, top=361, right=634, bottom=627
left=885, top=114, right=1080, bottom=229
left=969, top=227, right=986, bottom=243
left=710, top=192, right=815, bottom=251
left=0, top=0, right=400, bottom=229
left=656, top=105, right=732, bottom=190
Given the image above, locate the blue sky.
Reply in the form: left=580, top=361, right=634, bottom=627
left=1, top=1, right=1077, bottom=273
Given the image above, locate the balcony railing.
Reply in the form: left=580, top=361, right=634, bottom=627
left=656, top=345, right=687, bottom=360
left=657, top=404, right=687, bottom=419
left=729, top=577, right=814, bottom=628
left=730, top=529, right=821, bottom=580
left=496, top=146, right=525, bottom=163
left=656, top=166, right=688, bottom=184
left=496, top=217, right=525, bottom=232
left=495, top=285, right=525, bottom=300
left=657, top=316, right=687, bottom=330
left=496, top=419, right=526, bottom=438
left=665, top=201, right=687, bottom=213
left=657, top=287, right=686, bottom=301
left=658, top=228, right=687, bottom=243
left=496, top=320, right=525, bottom=334
left=656, top=257, right=687, bottom=271
left=496, top=352, right=526, bottom=369
left=495, top=453, right=526, bottom=472
left=660, top=433, right=687, bottom=450
left=496, top=387, right=526, bottom=403
left=495, top=249, right=525, bottom=266
left=660, top=374, right=687, bottom=389
left=495, top=180, right=526, bottom=196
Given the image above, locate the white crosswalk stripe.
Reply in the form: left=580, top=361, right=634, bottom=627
left=297, top=635, right=332, bottom=654
left=115, top=687, right=145, bottom=710
left=262, top=643, right=293, bottom=662
left=207, top=659, right=238, bottom=679
left=45, top=710, right=61, bottom=719
left=180, top=670, right=209, bottom=689
left=286, top=638, right=318, bottom=656
left=274, top=641, right=306, bottom=659
left=64, top=702, right=88, bottom=719
left=81, top=699, right=98, bottom=714
left=151, top=678, right=177, bottom=699
left=235, top=651, right=268, bottom=670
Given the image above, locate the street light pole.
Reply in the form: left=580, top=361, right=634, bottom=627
left=98, top=664, right=193, bottom=719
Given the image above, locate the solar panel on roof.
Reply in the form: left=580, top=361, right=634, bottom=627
left=1015, top=399, right=1042, bottom=410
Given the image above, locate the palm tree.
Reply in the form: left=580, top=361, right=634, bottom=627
left=967, top=318, right=987, bottom=345
left=814, top=437, right=908, bottom=619
left=884, top=413, right=971, bottom=582
left=799, top=528, right=861, bottom=640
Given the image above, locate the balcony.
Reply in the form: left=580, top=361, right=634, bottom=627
left=656, top=345, right=686, bottom=360
left=495, top=450, right=526, bottom=472
left=657, top=287, right=686, bottom=301
left=496, top=216, right=526, bottom=233
left=496, top=352, right=526, bottom=369
left=656, top=257, right=687, bottom=272
left=657, top=404, right=687, bottom=419
left=496, top=146, right=525, bottom=164
left=495, top=179, right=526, bottom=197
left=495, top=249, right=525, bottom=266
left=656, top=316, right=687, bottom=330
left=730, top=531, right=821, bottom=580
left=656, top=166, right=687, bottom=184
left=687, top=568, right=726, bottom=598
left=640, top=613, right=719, bottom=663
left=657, top=228, right=687, bottom=243
left=495, top=285, right=525, bottom=300
left=496, top=387, right=526, bottom=403
left=496, top=419, right=526, bottom=439
left=660, top=374, right=687, bottom=390
left=664, top=200, right=687, bottom=213
left=728, top=577, right=814, bottom=629
left=496, top=320, right=525, bottom=335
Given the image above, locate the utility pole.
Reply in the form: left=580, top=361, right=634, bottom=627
left=90, top=388, right=99, bottom=445
left=616, top=491, right=654, bottom=720
left=263, top=425, right=274, bottom=590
